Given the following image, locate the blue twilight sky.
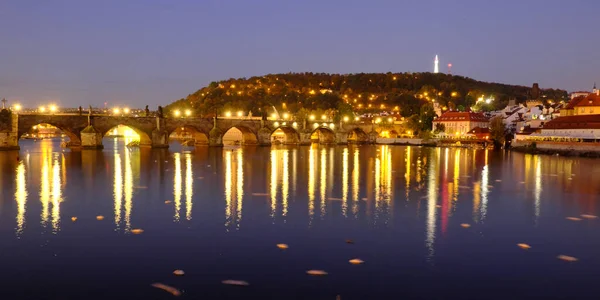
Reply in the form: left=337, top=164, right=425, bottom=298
left=0, top=0, right=599, bottom=108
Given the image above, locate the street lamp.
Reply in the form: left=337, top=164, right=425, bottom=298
left=355, top=117, right=360, bottom=121
left=225, top=111, right=231, bottom=117
left=309, top=115, right=315, bottom=120
left=283, top=113, right=289, bottom=120
left=123, top=108, right=130, bottom=114
left=174, top=110, right=181, bottom=117
left=343, top=116, right=349, bottom=122
left=185, top=109, right=192, bottom=117
left=13, top=104, right=21, bottom=112
left=49, top=105, right=57, bottom=113
left=237, top=111, right=243, bottom=117
left=113, top=108, right=120, bottom=115
left=39, top=106, right=46, bottom=113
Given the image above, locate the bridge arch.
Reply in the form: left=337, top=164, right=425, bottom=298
left=271, top=126, right=300, bottom=145
left=347, top=127, right=369, bottom=144
left=169, top=125, right=209, bottom=146
left=102, top=124, right=152, bottom=147
left=222, top=126, right=258, bottom=145
left=18, top=122, right=82, bottom=146
left=311, top=126, right=336, bottom=144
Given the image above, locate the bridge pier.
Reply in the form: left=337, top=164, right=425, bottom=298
left=335, top=131, right=348, bottom=145
left=0, top=110, right=20, bottom=150
left=81, top=126, right=104, bottom=149
left=151, top=129, right=169, bottom=148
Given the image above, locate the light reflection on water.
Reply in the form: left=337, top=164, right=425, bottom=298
left=5, top=139, right=600, bottom=298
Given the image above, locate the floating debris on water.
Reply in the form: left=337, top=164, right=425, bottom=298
left=458, top=186, right=470, bottom=189
left=151, top=283, right=181, bottom=296
left=96, top=215, right=104, bottom=221
left=436, top=205, right=442, bottom=208
left=173, top=269, right=185, bottom=276
left=131, top=229, right=144, bottom=234
left=328, top=197, right=343, bottom=201
left=557, top=255, right=578, bottom=262
left=349, top=258, right=364, bottom=265
left=517, top=243, right=531, bottom=249
left=306, top=270, right=328, bottom=276
left=566, top=217, right=582, bottom=221
left=222, top=280, right=249, bottom=286
left=361, top=197, right=368, bottom=201
left=276, top=244, right=289, bottom=249
left=71, top=217, right=77, bottom=222
left=252, top=193, right=269, bottom=196
left=495, top=179, right=502, bottom=182
left=197, top=177, right=204, bottom=180
left=165, top=200, right=172, bottom=204
left=345, top=239, right=354, bottom=244
left=581, top=214, right=598, bottom=219
left=487, top=185, right=494, bottom=188
left=520, top=181, right=526, bottom=184
left=460, top=223, right=471, bottom=228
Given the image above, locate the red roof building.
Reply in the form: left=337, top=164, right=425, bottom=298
left=433, top=111, right=490, bottom=135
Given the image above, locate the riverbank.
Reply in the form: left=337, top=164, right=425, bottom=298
left=511, top=140, right=600, bottom=158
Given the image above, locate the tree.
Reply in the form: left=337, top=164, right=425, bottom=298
left=489, top=116, right=506, bottom=149
left=419, top=104, right=435, bottom=131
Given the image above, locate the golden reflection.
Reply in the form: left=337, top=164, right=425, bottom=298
left=15, top=161, right=27, bottom=235
left=282, top=150, right=289, bottom=218
left=308, top=146, right=316, bottom=224
left=185, top=153, right=193, bottom=221
left=320, top=148, right=327, bottom=218
left=40, top=145, right=51, bottom=227
left=452, top=149, right=460, bottom=202
left=224, top=149, right=243, bottom=229
left=472, top=182, right=481, bottom=223
left=426, top=149, right=440, bottom=259
left=375, top=145, right=392, bottom=223
left=124, top=148, right=133, bottom=231
left=481, top=165, right=489, bottom=220
left=51, top=155, right=62, bottom=233
left=114, top=152, right=123, bottom=227
left=352, top=148, right=359, bottom=216
left=342, top=148, right=349, bottom=217
left=225, top=151, right=232, bottom=225
left=270, top=150, right=278, bottom=219
left=405, top=146, right=411, bottom=199
left=174, top=153, right=182, bottom=222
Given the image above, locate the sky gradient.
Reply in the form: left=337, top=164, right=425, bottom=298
left=1, top=0, right=598, bottom=108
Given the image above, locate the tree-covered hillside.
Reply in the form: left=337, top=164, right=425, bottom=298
left=166, top=72, right=567, bottom=119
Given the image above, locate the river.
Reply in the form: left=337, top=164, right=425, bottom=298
left=1, top=138, right=599, bottom=299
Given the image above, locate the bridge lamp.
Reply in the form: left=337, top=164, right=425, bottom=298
left=375, top=118, right=381, bottom=124
left=113, top=108, right=120, bottom=115
left=387, top=117, right=393, bottom=123
left=274, top=122, right=279, bottom=127
left=329, top=123, right=335, bottom=129
left=283, top=113, right=289, bottom=120
left=270, top=113, right=277, bottom=119
left=225, top=111, right=231, bottom=117
left=123, top=108, right=130, bottom=114
left=313, top=123, right=319, bottom=128
left=185, top=109, right=192, bottom=117
left=39, top=106, right=46, bottom=113
left=237, top=111, right=243, bottom=117
left=309, top=115, right=315, bottom=120
left=174, top=110, right=181, bottom=117
left=13, top=104, right=21, bottom=111
left=321, top=115, right=327, bottom=120
left=343, top=116, right=349, bottom=122
left=355, top=117, right=360, bottom=121
left=49, top=105, right=57, bottom=113
left=292, top=122, right=297, bottom=128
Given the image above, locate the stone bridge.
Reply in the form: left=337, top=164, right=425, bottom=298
left=0, top=110, right=404, bottom=150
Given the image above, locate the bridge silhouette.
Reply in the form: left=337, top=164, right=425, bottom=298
left=0, top=109, right=402, bottom=150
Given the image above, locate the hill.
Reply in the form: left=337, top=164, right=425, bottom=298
left=166, top=72, right=567, bottom=119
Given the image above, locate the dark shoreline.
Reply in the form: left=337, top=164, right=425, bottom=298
left=510, top=145, right=600, bottom=158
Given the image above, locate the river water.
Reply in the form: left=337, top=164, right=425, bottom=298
left=1, top=138, right=599, bottom=299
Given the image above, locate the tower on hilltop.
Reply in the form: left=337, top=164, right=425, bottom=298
left=434, top=55, right=439, bottom=73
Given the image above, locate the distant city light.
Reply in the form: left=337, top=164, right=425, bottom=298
left=113, top=108, right=120, bottom=115
left=387, top=117, right=393, bottom=123
left=355, top=117, right=360, bottom=121
left=49, top=105, right=57, bottom=112
left=313, top=123, right=319, bottom=128
left=237, top=111, right=243, bottom=117
left=185, top=109, right=192, bottom=116
left=283, top=113, right=289, bottom=119
left=123, top=108, right=130, bottom=114
left=271, top=113, right=277, bottom=119
left=321, top=115, right=326, bottom=120
left=174, top=110, right=181, bottom=117
left=329, top=123, right=335, bottom=129
left=13, top=104, right=21, bottom=111
left=309, top=115, right=315, bottom=120
left=375, top=118, right=381, bottom=124
left=225, top=111, right=231, bottom=117
left=292, top=122, right=298, bottom=128
left=39, top=106, right=46, bottom=113
left=274, top=122, right=279, bottom=127
left=343, top=116, right=349, bottom=122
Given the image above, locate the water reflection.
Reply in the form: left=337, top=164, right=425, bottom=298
left=113, top=145, right=134, bottom=231
left=308, top=146, right=316, bottom=225
left=39, top=142, right=63, bottom=233
left=224, top=149, right=243, bottom=229
left=352, top=148, right=360, bottom=217
left=426, top=148, right=439, bottom=259
left=15, top=161, right=27, bottom=236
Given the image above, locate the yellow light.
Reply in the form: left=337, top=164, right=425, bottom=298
left=174, top=110, right=181, bottom=117
left=237, top=111, right=243, bottom=117
left=451, top=92, right=457, bottom=97
left=271, top=113, right=277, bottom=119
left=343, top=116, right=349, bottom=122
left=33, top=125, right=38, bottom=130
left=313, top=123, right=319, bottom=128
left=13, top=104, right=21, bottom=111
left=283, top=113, right=289, bottom=119
left=230, top=84, right=236, bottom=89
left=321, top=115, right=326, bottom=120
left=225, top=111, right=231, bottom=117
left=292, top=122, right=297, bottom=127
left=123, top=108, right=130, bottom=114
left=375, top=118, right=381, bottom=124
left=424, top=92, right=428, bottom=96
left=329, top=123, right=335, bottom=129
left=274, top=122, right=279, bottom=127
left=185, top=109, right=192, bottom=116
left=309, top=115, right=315, bottom=120
left=354, top=117, right=360, bottom=121
left=393, top=76, right=397, bottom=80
left=309, top=90, right=315, bottom=95
left=49, top=105, right=57, bottom=112
left=407, top=131, right=412, bottom=136
left=113, top=108, right=120, bottom=114
left=387, top=117, right=393, bottom=123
